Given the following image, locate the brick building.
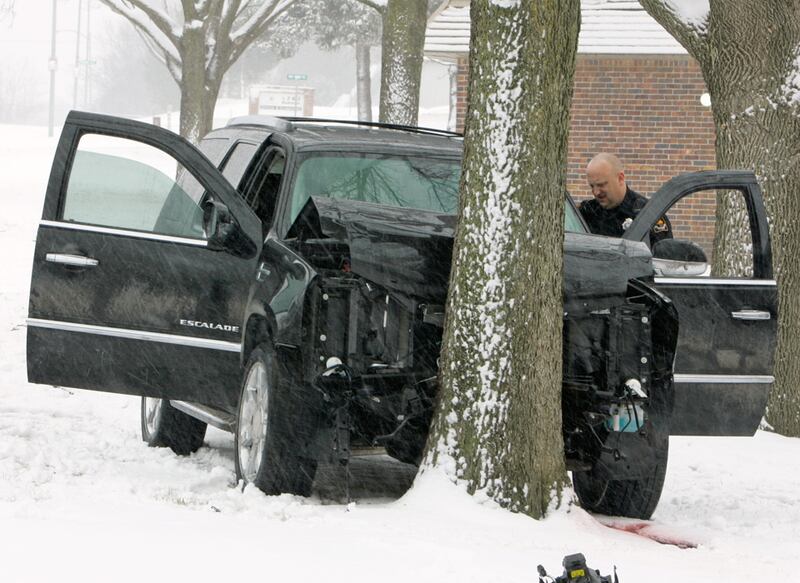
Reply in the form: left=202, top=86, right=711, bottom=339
left=425, top=0, right=718, bottom=254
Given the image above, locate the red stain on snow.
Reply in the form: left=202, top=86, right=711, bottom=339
left=598, top=519, right=698, bottom=549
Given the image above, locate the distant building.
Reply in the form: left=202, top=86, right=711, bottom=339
left=248, top=85, right=315, bottom=117
left=425, top=0, right=717, bottom=249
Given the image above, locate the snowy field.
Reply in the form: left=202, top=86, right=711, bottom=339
left=1, top=121, right=799, bottom=582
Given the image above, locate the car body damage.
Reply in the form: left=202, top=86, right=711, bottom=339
left=280, top=194, right=678, bottom=477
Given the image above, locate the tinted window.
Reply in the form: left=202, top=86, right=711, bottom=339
left=565, top=198, right=586, bottom=233
left=198, top=137, right=231, bottom=167
left=245, top=149, right=284, bottom=226
left=61, top=134, right=205, bottom=239
left=220, top=141, right=259, bottom=191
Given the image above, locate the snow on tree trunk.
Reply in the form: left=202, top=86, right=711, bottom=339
left=378, top=0, right=426, bottom=126
left=421, top=0, right=579, bottom=519
left=641, top=0, right=800, bottom=436
left=447, top=62, right=458, bottom=132
left=356, top=41, right=373, bottom=122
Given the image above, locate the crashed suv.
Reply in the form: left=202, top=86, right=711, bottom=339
left=27, top=112, right=777, bottom=518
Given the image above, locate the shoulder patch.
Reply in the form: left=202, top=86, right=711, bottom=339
left=653, top=218, right=670, bottom=233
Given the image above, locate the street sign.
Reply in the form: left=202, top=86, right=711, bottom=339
left=287, top=74, right=308, bottom=81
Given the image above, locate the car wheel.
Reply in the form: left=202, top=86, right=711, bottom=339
left=234, top=344, right=317, bottom=496
left=573, top=428, right=669, bottom=519
left=140, top=396, right=207, bottom=455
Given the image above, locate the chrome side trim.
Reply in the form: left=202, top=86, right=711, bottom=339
left=169, top=401, right=236, bottom=432
left=731, top=309, right=771, bottom=321
left=26, top=318, right=240, bottom=352
left=674, top=374, right=774, bottom=384
left=39, top=220, right=208, bottom=247
left=655, top=277, right=777, bottom=287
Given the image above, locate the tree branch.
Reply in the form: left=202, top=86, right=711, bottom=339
left=132, top=25, right=181, bottom=84
left=98, top=0, right=181, bottom=54
left=229, top=0, right=295, bottom=62
left=639, top=0, right=709, bottom=66
left=230, top=0, right=292, bottom=44
left=220, top=0, right=243, bottom=38
left=352, top=0, right=386, bottom=15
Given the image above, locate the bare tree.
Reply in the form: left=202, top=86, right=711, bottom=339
left=640, top=0, right=800, bottom=436
left=98, top=0, right=296, bottom=142
left=309, top=0, right=381, bottom=121
left=355, top=0, right=427, bottom=126
left=421, top=0, right=580, bottom=518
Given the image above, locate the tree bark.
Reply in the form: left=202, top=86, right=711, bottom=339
left=378, top=0, right=427, bottom=125
left=641, top=0, right=800, bottom=436
left=421, top=0, right=579, bottom=518
left=356, top=41, right=373, bottom=122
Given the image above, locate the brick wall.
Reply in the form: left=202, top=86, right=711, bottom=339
left=453, top=54, right=718, bottom=256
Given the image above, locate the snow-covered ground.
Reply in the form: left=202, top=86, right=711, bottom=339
left=1, top=121, right=799, bottom=583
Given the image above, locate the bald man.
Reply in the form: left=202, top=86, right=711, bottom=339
left=579, top=153, right=671, bottom=244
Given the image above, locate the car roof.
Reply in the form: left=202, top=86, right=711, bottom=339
left=220, top=116, right=464, bottom=155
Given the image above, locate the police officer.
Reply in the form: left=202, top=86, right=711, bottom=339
left=579, top=153, right=671, bottom=245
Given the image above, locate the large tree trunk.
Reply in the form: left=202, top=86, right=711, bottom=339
left=179, top=27, right=225, bottom=143
left=356, top=41, right=373, bottom=122
left=641, top=0, right=800, bottom=436
left=703, top=2, right=800, bottom=434
left=378, top=0, right=427, bottom=126
left=421, top=0, right=579, bottom=518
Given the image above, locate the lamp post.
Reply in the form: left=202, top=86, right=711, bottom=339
left=73, top=0, right=82, bottom=109
left=48, top=0, right=58, bottom=137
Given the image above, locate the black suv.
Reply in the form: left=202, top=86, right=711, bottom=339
left=27, top=112, right=777, bottom=518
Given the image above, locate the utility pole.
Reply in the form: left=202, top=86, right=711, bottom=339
left=73, top=0, right=82, bottom=109
left=84, top=0, right=91, bottom=106
left=48, top=0, right=58, bottom=137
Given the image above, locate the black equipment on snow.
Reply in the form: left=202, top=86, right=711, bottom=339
left=537, top=553, right=618, bottom=583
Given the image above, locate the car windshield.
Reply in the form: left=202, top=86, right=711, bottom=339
left=289, top=152, right=461, bottom=221
left=289, top=151, right=589, bottom=235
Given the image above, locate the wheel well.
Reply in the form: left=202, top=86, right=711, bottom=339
left=243, top=315, right=272, bottom=366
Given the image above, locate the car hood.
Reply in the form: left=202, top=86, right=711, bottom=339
left=289, top=197, right=653, bottom=303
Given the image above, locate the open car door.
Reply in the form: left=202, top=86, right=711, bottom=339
left=27, top=111, right=263, bottom=411
left=625, top=171, right=776, bottom=435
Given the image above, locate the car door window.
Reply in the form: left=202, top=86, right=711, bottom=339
left=565, top=197, right=586, bottom=233
left=61, top=133, right=206, bottom=239
left=651, top=188, right=754, bottom=278
left=220, top=141, right=260, bottom=193
left=199, top=136, right=231, bottom=167
left=243, top=149, right=285, bottom=227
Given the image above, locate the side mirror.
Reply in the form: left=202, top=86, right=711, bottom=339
left=203, top=199, right=256, bottom=258
left=652, top=239, right=709, bottom=277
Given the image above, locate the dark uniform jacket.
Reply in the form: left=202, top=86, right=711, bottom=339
left=579, top=186, right=672, bottom=245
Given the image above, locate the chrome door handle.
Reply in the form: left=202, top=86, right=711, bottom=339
left=46, top=253, right=99, bottom=267
left=731, top=309, right=771, bottom=321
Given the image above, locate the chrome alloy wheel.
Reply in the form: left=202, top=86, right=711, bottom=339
left=143, top=397, right=163, bottom=436
left=238, top=362, right=270, bottom=483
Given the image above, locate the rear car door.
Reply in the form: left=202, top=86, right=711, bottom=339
left=625, top=171, right=776, bottom=435
left=27, top=112, right=263, bottom=410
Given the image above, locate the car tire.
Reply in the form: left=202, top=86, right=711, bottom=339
left=140, top=396, right=207, bottom=455
left=573, top=428, right=669, bottom=519
left=234, top=343, right=317, bottom=496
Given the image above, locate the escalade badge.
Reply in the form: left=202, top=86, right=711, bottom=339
left=180, top=319, right=240, bottom=333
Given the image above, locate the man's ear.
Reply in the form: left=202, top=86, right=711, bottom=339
left=618, top=170, right=626, bottom=186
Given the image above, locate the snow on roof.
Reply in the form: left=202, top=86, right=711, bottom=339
left=425, top=0, right=687, bottom=59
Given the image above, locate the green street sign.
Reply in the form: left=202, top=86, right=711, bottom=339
left=287, top=74, right=308, bottom=81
